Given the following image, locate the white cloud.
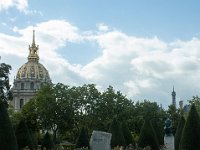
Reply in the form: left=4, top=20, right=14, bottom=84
left=1, top=20, right=200, bottom=108
left=0, top=0, right=28, bottom=12
left=97, top=23, right=109, bottom=32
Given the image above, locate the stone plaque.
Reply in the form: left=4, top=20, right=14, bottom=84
left=90, top=130, right=112, bottom=150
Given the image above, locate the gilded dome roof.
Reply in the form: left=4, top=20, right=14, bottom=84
left=16, top=30, right=51, bottom=81
left=16, top=61, right=50, bottom=80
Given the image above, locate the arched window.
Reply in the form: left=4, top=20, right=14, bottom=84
left=21, top=83, right=24, bottom=90
left=30, top=82, right=34, bottom=90
left=20, top=99, right=24, bottom=109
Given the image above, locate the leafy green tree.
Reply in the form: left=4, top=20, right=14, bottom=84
left=76, top=127, right=89, bottom=148
left=188, top=96, right=200, bottom=116
left=0, top=62, right=13, bottom=102
left=138, top=119, right=159, bottom=150
left=109, top=118, right=125, bottom=148
left=95, top=86, right=134, bottom=131
left=174, top=115, right=185, bottom=150
left=121, top=122, right=135, bottom=147
left=15, top=120, right=36, bottom=150
left=42, top=132, right=54, bottom=150
left=0, top=62, right=18, bottom=150
left=179, top=104, right=200, bottom=150
left=21, top=99, right=38, bottom=133
left=133, top=100, right=167, bottom=135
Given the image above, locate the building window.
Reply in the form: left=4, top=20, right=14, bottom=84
left=21, top=83, right=24, bottom=90
left=20, top=99, right=24, bottom=109
left=30, top=82, right=34, bottom=90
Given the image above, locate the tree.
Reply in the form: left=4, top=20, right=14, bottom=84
left=121, top=122, right=135, bottom=147
left=0, top=102, right=18, bottom=150
left=188, top=96, right=200, bottom=116
left=42, top=132, right=54, bottom=150
left=138, top=119, right=159, bottom=150
left=133, top=100, right=167, bottom=135
left=151, top=118, right=164, bottom=146
left=109, top=118, right=125, bottom=148
left=76, top=127, right=89, bottom=148
left=179, top=104, right=200, bottom=150
left=15, top=120, right=36, bottom=150
left=167, top=104, right=181, bottom=135
left=174, top=115, right=185, bottom=150
left=0, top=62, right=18, bottom=150
left=0, top=62, right=13, bottom=102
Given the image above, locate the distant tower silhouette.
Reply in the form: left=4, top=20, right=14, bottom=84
left=172, top=86, right=176, bottom=107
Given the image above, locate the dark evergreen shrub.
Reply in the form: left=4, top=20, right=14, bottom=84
left=138, top=119, right=159, bottom=150
left=174, top=115, right=185, bottom=150
left=76, top=127, right=89, bottom=148
left=0, top=102, right=18, bottom=150
left=121, top=122, right=135, bottom=147
left=15, top=120, right=35, bottom=150
left=151, top=119, right=164, bottom=145
left=108, top=118, right=125, bottom=148
left=42, top=132, right=54, bottom=150
left=179, top=104, right=200, bottom=150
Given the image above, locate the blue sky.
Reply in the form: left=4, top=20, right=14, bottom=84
left=1, top=0, right=200, bottom=108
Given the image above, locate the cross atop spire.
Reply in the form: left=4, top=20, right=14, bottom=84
left=28, top=30, right=39, bottom=62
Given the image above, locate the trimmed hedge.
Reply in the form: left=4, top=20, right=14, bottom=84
left=138, top=119, right=159, bottom=150
left=174, top=115, right=185, bottom=150
left=0, top=102, right=18, bottom=150
left=179, top=104, right=200, bottom=150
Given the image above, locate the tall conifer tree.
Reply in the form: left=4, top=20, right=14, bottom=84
left=138, top=119, right=159, bottom=150
left=15, top=120, right=35, bottom=150
left=179, top=104, right=200, bottom=150
left=76, top=127, right=89, bottom=148
left=109, top=118, right=125, bottom=148
left=174, top=115, right=185, bottom=150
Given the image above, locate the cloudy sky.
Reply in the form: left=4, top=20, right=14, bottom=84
left=1, top=0, right=200, bottom=108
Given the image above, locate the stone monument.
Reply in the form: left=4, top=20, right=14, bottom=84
left=90, top=130, right=112, bottom=150
left=164, top=118, right=174, bottom=150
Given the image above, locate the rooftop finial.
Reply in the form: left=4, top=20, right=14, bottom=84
left=173, top=86, right=175, bottom=92
left=28, top=30, right=39, bottom=62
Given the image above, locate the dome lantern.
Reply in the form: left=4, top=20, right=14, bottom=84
left=28, top=30, right=39, bottom=62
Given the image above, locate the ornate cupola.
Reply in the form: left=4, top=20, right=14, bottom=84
left=12, top=30, right=51, bottom=111
left=16, top=31, right=50, bottom=81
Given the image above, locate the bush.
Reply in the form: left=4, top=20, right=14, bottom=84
left=76, top=127, right=89, bottom=148
left=174, top=115, right=185, bottom=150
left=151, top=119, right=164, bottom=145
left=109, top=118, right=125, bottom=148
left=138, top=119, right=159, bottom=150
left=0, top=102, right=18, bottom=150
left=121, top=122, right=135, bottom=147
left=15, top=120, right=36, bottom=149
left=42, top=132, right=54, bottom=150
left=179, top=104, right=200, bottom=150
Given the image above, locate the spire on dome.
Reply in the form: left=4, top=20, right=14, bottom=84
left=32, top=30, right=36, bottom=47
left=28, top=30, right=39, bottom=62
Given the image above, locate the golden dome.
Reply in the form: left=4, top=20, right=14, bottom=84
left=16, top=61, right=50, bottom=80
left=16, top=30, right=51, bottom=81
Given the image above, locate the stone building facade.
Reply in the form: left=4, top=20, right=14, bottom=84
left=12, top=31, right=51, bottom=110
